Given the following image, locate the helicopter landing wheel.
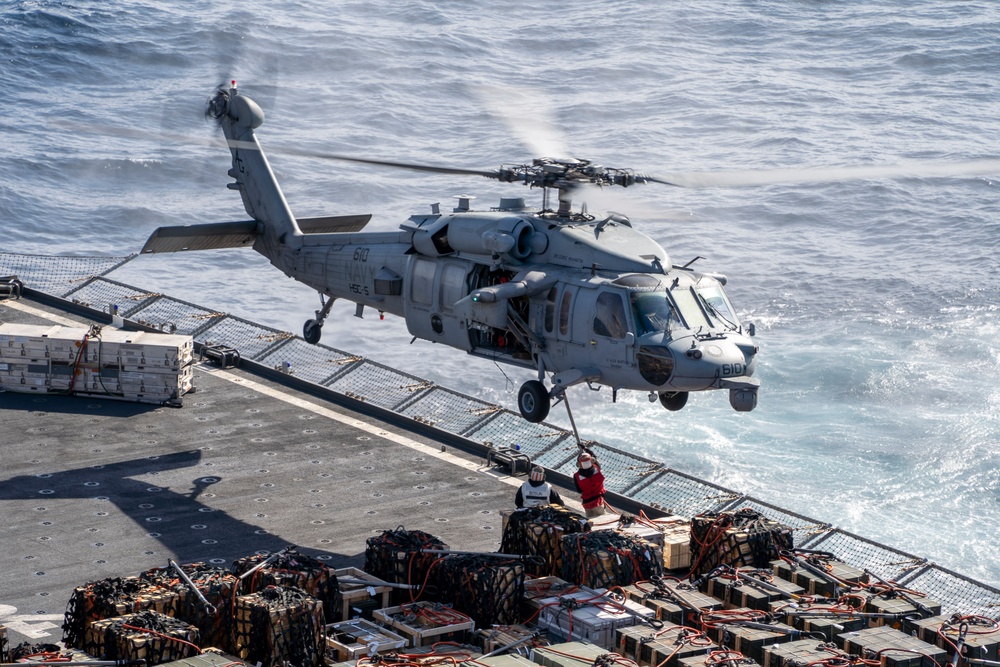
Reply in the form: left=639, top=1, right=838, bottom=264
left=659, top=390, right=689, bottom=411
left=518, top=380, right=550, bottom=423
left=303, top=319, right=323, bottom=345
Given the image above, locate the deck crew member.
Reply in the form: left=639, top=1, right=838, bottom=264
left=573, top=452, right=607, bottom=517
left=515, top=466, right=563, bottom=508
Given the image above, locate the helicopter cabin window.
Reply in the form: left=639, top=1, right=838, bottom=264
left=544, top=286, right=558, bottom=333
left=411, top=258, right=436, bottom=306
left=439, top=263, right=467, bottom=311
left=559, top=290, right=572, bottom=336
left=593, top=292, right=628, bottom=339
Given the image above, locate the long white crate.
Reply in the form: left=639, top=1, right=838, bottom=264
left=536, top=590, right=654, bottom=649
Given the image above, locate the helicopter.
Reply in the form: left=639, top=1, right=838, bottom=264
left=138, top=82, right=998, bottom=424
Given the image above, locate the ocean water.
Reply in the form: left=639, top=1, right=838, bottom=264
left=2, top=1, right=998, bottom=587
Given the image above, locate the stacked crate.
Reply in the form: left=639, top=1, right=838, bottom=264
left=592, top=514, right=692, bottom=572
left=532, top=641, right=617, bottom=667
left=908, top=616, right=1000, bottom=666
left=762, top=638, right=840, bottom=667
left=333, top=567, right=393, bottom=621
left=0, top=324, right=194, bottom=405
left=617, top=624, right=718, bottom=667
left=325, top=618, right=407, bottom=662
left=372, top=602, right=476, bottom=647
left=771, top=557, right=868, bottom=597
left=232, top=586, right=325, bottom=667
left=623, top=578, right=723, bottom=625
left=86, top=611, right=199, bottom=665
left=839, top=626, right=947, bottom=667
left=535, top=588, right=654, bottom=649
left=701, top=569, right=805, bottom=611
left=771, top=602, right=866, bottom=643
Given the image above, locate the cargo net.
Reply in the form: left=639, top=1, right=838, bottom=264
left=433, top=554, right=526, bottom=627
left=561, top=531, right=665, bottom=589
left=9, top=642, right=67, bottom=662
left=689, top=507, right=794, bottom=577
left=86, top=610, right=200, bottom=665
left=140, top=562, right=238, bottom=650
left=500, top=505, right=591, bottom=577
left=230, top=549, right=340, bottom=621
left=232, top=586, right=324, bottom=667
left=62, top=576, right=177, bottom=649
left=364, top=527, right=449, bottom=596
left=0, top=252, right=134, bottom=298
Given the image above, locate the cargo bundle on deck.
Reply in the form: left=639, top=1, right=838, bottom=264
left=0, top=323, right=194, bottom=405
left=21, top=501, right=991, bottom=667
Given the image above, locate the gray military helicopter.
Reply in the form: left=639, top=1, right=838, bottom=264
left=138, top=82, right=998, bottom=423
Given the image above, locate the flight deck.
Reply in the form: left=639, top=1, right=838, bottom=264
left=2, top=253, right=999, bottom=649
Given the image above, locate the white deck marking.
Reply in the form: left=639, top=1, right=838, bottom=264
left=2, top=299, right=84, bottom=327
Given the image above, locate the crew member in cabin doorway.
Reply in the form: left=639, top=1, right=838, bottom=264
left=574, top=452, right=607, bottom=517
left=515, top=466, right=564, bottom=508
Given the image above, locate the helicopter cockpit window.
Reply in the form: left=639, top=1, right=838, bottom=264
left=695, top=284, right=740, bottom=329
left=411, top=258, right=436, bottom=306
left=670, top=287, right=712, bottom=330
left=594, top=292, right=628, bottom=339
left=631, top=291, right=679, bottom=335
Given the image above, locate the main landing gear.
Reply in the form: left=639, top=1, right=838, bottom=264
left=303, top=295, right=336, bottom=345
left=517, top=380, right=550, bottom=423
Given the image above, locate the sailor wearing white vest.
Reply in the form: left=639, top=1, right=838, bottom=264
left=515, top=466, right=564, bottom=508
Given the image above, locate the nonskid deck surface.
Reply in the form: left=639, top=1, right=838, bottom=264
left=0, top=298, right=521, bottom=646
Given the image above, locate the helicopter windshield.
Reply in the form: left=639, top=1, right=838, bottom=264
left=631, top=291, right=681, bottom=335
left=695, top=284, right=740, bottom=330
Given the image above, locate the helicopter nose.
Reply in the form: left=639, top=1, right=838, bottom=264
left=667, top=336, right=755, bottom=391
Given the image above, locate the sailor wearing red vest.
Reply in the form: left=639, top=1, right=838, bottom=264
left=515, top=466, right=564, bottom=508
left=573, top=452, right=606, bottom=517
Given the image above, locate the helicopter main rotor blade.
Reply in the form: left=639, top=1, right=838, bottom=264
left=274, top=147, right=497, bottom=178
left=650, top=159, right=1000, bottom=189
left=64, top=122, right=497, bottom=178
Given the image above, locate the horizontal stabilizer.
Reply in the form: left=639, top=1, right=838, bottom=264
left=297, top=214, right=372, bottom=234
left=140, top=221, right=258, bottom=254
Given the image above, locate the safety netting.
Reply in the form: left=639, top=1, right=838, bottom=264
left=0, top=252, right=134, bottom=297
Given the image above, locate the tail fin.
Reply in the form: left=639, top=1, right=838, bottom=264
left=208, top=82, right=302, bottom=250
